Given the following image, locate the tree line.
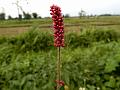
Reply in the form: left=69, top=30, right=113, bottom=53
left=0, top=12, right=41, bottom=20
left=1, top=11, right=120, bottom=20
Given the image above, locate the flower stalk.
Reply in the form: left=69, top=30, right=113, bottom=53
left=50, top=5, right=64, bottom=90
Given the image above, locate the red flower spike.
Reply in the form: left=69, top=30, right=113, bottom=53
left=50, top=5, right=65, bottom=47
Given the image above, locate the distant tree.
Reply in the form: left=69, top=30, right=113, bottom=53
left=79, top=12, right=82, bottom=17
left=0, top=13, right=5, bottom=20
left=64, top=14, right=70, bottom=18
left=18, top=14, right=22, bottom=20
left=8, top=15, right=13, bottom=20
left=79, top=10, right=86, bottom=18
left=99, top=14, right=112, bottom=16
left=38, top=16, right=42, bottom=19
left=24, top=13, right=31, bottom=19
left=32, top=13, right=38, bottom=19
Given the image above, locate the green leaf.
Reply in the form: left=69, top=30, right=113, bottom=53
left=105, top=76, right=116, bottom=88
left=105, top=58, right=119, bottom=72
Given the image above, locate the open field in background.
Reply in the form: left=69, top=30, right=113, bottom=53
left=0, top=16, right=120, bottom=36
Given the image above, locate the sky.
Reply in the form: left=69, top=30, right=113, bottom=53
left=0, top=0, right=120, bottom=18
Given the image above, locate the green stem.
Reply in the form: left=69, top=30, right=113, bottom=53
left=57, top=47, right=61, bottom=90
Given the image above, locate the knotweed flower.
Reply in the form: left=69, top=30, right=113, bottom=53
left=50, top=5, right=65, bottom=47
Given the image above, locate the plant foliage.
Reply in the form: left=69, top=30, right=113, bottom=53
left=0, top=28, right=120, bottom=90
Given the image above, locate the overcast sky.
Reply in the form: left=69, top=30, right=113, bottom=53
left=0, top=0, right=120, bottom=17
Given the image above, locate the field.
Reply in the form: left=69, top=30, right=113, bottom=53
left=1, top=16, right=120, bottom=36
left=0, top=16, right=120, bottom=90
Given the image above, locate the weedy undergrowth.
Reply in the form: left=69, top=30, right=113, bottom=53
left=0, top=28, right=120, bottom=90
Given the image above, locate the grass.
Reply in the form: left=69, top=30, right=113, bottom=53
left=0, top=16, right=120, bottom=36
left=0, top=18, right=52, bottom=28
left=0, top=16, right=120, bottom=27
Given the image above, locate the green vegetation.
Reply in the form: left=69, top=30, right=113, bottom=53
left=0, top=27, right=120, bottom=90
left=0, top=18, right=52, bottom=28
left=0, top=16, right=120, bottom=90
